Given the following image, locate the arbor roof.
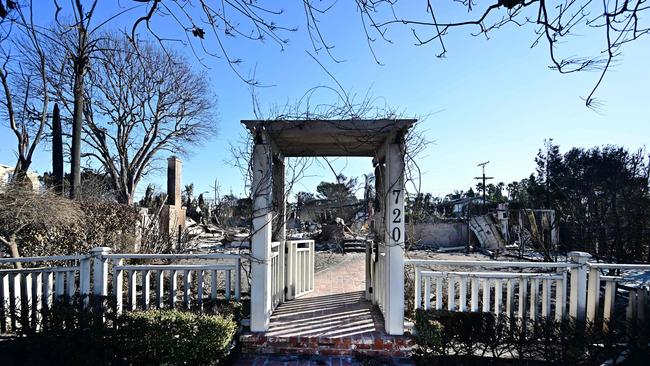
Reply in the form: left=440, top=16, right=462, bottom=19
left=241, top=119, right=416, bottom=157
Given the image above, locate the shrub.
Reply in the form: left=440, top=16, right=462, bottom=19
left=0, top=296, right=118, bottom=366
left=0, top=328, right=117, bottom=366
left=202, top=298, right=247, bottom=322
left=413, top=309, right=646, bottom=366
left=80, top=198, right=140, bottom=250
left=0, top=191, right=140, bottom=259
left=414, top=310, right=446, bottom=359
left=115, top=309, right=237, bottom=365
left=415, top=310, right=496, bottom=364
left=0, top=298, right=239, bottom=366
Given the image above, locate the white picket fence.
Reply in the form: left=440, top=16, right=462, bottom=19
left=417, top=271, right=567, bottom=320
left=285, top=239, right=314, bottom=300
left=586, top=262, right=650, bottom=328
left=5, top=246, right=647, bottom=336
left=409, top=251, right=650, bottom=328
left=269, top=239, right=315, bottom=309
left=410, top=258, right=574, bottom=321
left=270, top=241, right=285, bottom=308
left=104, top=252, right=242, bottom=314
left=0, top=254, right=90, bottom=332
left=0, top=248, right=244, bottom=332
left=372, top=244, right=388, bottom=313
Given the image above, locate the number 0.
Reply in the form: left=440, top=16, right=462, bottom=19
left=392, top=227, right=401, bottom=242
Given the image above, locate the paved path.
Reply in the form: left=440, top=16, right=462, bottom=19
left=310, top=253, right=366, bottom=295
left=234, top=254, right=414, bottom=365
left=265, top=254, right=384, bottom=338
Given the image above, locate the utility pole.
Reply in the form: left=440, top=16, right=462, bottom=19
left=466, top=201, right=471, bottom=254
left=474, top=161, right=494, bottom=209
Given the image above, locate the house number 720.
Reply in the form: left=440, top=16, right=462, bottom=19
left=391, top=189, right=402, bottom=242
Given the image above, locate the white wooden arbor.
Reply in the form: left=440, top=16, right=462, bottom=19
left=243, top=119, right=416, bottom=335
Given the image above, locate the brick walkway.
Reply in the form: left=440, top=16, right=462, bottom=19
left=266, top=254, right=384, bottom=338
left=309, top=253, right=366, bottom=296
left=235, top=254, right=415, bottom=365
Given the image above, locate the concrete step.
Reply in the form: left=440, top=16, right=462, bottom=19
left=342, top=241, right=368, bottom=253
left=239, top=332, right=414, bottom=358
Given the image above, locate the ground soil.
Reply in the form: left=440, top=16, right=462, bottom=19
left=314, top=251, right=363, bottom=273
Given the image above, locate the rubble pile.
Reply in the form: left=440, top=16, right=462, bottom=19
left=185, top=215, right=373, bottom=254
left=185, top=218, right=250, bottom=251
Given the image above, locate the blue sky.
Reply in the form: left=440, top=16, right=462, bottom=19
left=1, top=2, right=648, bottom=200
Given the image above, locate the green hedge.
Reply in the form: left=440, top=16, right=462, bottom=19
left=115, top=310, right=238, bottom=365
left=0, top=302, right=239, bottom=366
left=414, top=309, right=650, bottom=365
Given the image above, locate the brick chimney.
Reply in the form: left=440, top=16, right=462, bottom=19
left=167, top=156, right=182, bottom=206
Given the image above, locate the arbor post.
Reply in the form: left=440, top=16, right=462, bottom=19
left=250, top=143, right=273, bottom=332
left=384, top=142, right=405, bottom=335
left=272, top=155, right=286, bottom=304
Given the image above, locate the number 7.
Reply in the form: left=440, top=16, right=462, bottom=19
left=392, top=189, right=401, bottom=204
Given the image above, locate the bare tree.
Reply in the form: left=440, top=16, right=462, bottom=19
left=3, top=1, right=646, bottom=119
left=0, top=0, right=49, bottom=183
left=129, top=1, right=649, bottom=107
left=52, top=0, right=100, bottom=199
left=2, top=0, right=106, bottom=198
left=80, top=34, right=216, bottom=204
left=51, top=102, right=64, bottom=191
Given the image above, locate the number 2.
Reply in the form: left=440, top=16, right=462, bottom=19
left=392, top=208, right=402, bottom=223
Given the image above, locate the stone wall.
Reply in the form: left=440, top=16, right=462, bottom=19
left=409, top=222, right=469, bottom=248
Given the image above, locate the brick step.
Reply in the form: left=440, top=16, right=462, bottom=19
left=239, top=333, right=414, bottom=357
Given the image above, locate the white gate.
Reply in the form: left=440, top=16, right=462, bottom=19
left=270, top=241, right=285, bottom=309
left=285, top=240, right=314, bottom=300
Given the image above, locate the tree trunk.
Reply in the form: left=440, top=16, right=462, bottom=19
left=52, top=103, right=64, bottom=193
left=1, top=234, right=23, bottom=269
left=70, top=28, right=87, bottom=199
left=117, top=188, right=134, bottom=205
left=11, top=159, right=30, bottom=187
left=70, top=62, right=84, bottom=199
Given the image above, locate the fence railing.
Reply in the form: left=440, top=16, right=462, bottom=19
left=270, top=241, right=285, bottom=309
left=409, top=251, right=650, bottom=330
left=285, top=240, right=314, bottom=300
left=373, top=245, right=387, bottom=313
left=0, top=255, right=89, bottom=332
left=587, top=262, right=650, bottom=329
left=0, top=248, right=245, bottom=330
left=417, top=270, right=568, bottom=321
left=408, top=252, right=592, bottom=322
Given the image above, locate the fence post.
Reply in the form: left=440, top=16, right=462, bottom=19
left=365, top=241, right=372, bottom=301
left=569, top=251, right=591, bottom=323
left=79, top=255, right=92, bottom=307
left=414, top=266, right=421, bottom=310
left=91, top=247, right=112, bottom=298
left=586, top=266, right=600, bottom=324
left=235, top=257, right=241, bottom=301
